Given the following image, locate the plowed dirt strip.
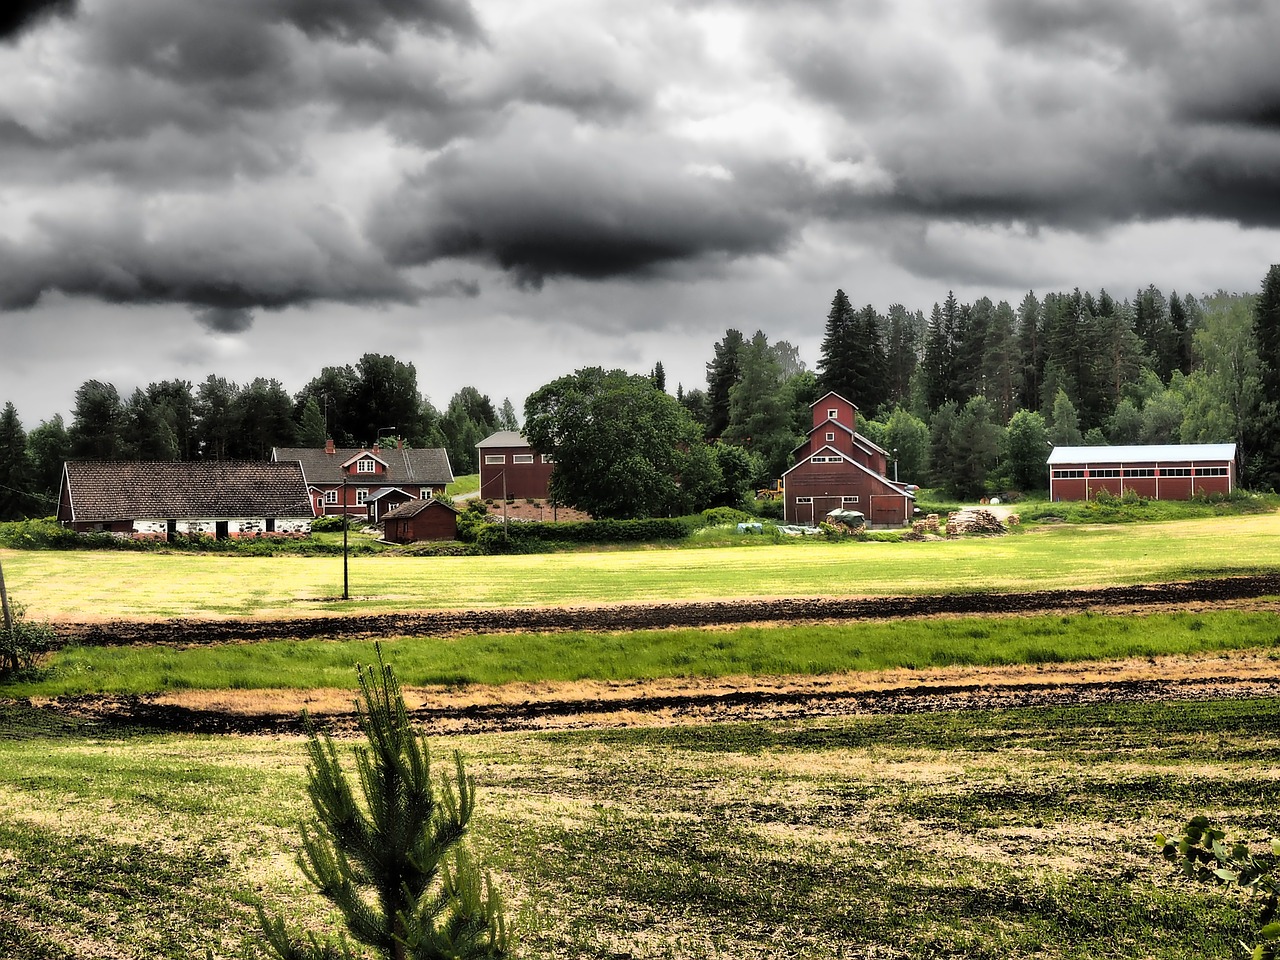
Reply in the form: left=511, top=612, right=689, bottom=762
left=48, top=573, right=1280, bottom=646
left=22, top=649, right=1280, bottom=737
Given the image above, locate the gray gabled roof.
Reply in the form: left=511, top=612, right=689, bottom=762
left=273, top=446, right=454, bottom=486
left=61, top=461, right=314, bottom=522
left=1047, top=443, right=1237, bottom=465
left=476, top=431, right=529, bottom=449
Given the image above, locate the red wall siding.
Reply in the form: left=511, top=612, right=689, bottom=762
left=1050, top=461, right=1234, bottom=501
left=479, top=447, right=554, bottom=500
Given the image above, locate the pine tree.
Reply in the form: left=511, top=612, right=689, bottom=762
left=705, top=329, right=745, bottom=440
left=0, top=402, right=31, bottom=520
left=260, top=650, right=507, bottom=960
left=816, top=290, right=856, bottom=399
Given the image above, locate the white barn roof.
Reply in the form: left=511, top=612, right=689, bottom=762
left=1047, top=443, right=1236, bottom=465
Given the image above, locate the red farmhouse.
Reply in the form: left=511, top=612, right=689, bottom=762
left=1047, top=443, right=1237, bottom=501
left=476, top=431, right=554, bottom=500
left=273, top=440, right=453, bottom=518
left=783, top=392, right=915, bottom=527
left=381, top=498, right=460, bottom=543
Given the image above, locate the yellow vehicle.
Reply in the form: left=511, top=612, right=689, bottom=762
left=755, top=480, right=784, bottom=500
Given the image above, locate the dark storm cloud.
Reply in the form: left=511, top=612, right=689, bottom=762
left=0, top=0, right=75, bottom=41
left=423, top=279, right=481, bottom=299
left=270, top=0, right=482, bottom=45
left=193, top=306, right=254, bottom=335
left=0, top=207, right=417, bottom=311
left=370, top=139, right=794, bottom=285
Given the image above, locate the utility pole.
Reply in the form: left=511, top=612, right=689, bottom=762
left=0, top=556, right=12, bottom=636
left=342, top=477, right=350, bottom=601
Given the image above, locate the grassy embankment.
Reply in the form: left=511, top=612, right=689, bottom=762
left=3, top=610, right=1278, bottom=697
left=0, top=697, right=1274, bottom=959
left=4, top=512, right=1280, bottom=620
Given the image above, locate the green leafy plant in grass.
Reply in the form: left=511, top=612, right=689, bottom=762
left=0, top=602, right=57, bottom=679
left=259, top=649, right=508, bottom=960
left=1159, top=816, right=1279, bottom=959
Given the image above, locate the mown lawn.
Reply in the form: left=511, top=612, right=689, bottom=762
left=0, top=697, right=1274, bottom=959
left=5, top=610, right=1280, bottom=697
left=4, top=512, right=1280, bottom=620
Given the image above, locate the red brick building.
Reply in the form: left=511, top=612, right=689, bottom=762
left=782, top=392, right=915, bottom=527
left=381, top=498, right=460, bottom=543
left=476, top=431, right=554, bottom=500
left=1047, top=443, right=1237, bottom=501
left=273, top=440, right=453, bottom=518
left=57, top=460, right=314, bottom=539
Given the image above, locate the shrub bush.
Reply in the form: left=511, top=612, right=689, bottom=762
left=309, top=515, right=350, bottom=532
left=0, top=604, right=58, bottom=678
left=472, top=516, right=698, bottom=553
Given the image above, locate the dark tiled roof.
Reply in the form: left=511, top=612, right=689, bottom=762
left=381, top=498, right=459, bottom=520
left=273, top=446, right=454, bottom=486
left=62, top=461, right=314, bottom=521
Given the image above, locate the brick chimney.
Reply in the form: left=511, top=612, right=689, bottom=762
left=324, top=438, right=335, bottom=455
left=372, top=442, right=381, bottom=455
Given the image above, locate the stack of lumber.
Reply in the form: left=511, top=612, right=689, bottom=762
left=911, top=513, right=941, bottom=534
left=945, top=508, right=1007, bottom=536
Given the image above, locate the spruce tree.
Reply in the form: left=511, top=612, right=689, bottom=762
left=260, top=650, right=508, bottom=960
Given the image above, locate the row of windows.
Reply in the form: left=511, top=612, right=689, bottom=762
left=483, top=453, right=553, bottom=464
left=1052, top=466, right=1230, bottom=479
left=794, top=496, right=860, bottom=504
left=810, top=455, right=844, bottom=463
left=323, top=487, right=425, bottom=505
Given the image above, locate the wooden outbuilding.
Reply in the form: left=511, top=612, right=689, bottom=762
left=57, top=460, right=315, bottom=539
left=476, top=431, right=554, bottom=500
left=782, top=392, right=915, bottom=526
left=381, top=498, right=460, bottom=543
left=1047, top=443, right=1237, bottom=501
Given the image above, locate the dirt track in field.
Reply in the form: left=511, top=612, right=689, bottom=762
left=17, top=575, right=1280, bottom=737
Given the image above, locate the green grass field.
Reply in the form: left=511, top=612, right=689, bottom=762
left=6, top=610, right=1279, bottom=697
left=4, top=512, right=1280, bottom=620
left=0, top=697, right=1273, bottom=959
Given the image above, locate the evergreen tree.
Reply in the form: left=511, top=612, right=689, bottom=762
left=817, top=290, right=856, bottom=399
left=983, top=300, right=1018, bottom=422
left=883, top=304, right=921, bottom=408
left=1106, top=399, right=1143, bottom=444
left=1251, top=265, right=1280, bottom=486
left=234, top=378, right=296, bottom=459
left=25, top=415, right=68, bottom=511
left=928, top=400, right=959, bottom=489
left=705, top=329, right=745, bottom=440
left=0, top=402, right=31, bottom=520
left=1048, top=388, right=1083, bottom=447
left=194, top=375, right=240, bottom=461
left=948, top=396, right=1001, bottom=498
left=350, top=354, right=423, bottom=447
left=1181, top=294, right=1260, bottom=457
left=921, top=302, right=953, bottom=411
left=260, top=650, right=507, bottom=960
left=649, top=362, right=666, bottom=393
left=1016, top=291, right=1044, bottom=411
left=122, top=387, right=180, bottom=461
left=498, top=398, right=519, bottom=432
left=441, top=388, right=499, bottom=474
left=296, top=397, right=328, bottom=447
left=68, top=379, right=125, bottom=459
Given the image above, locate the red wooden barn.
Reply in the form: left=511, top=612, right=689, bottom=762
left=1046, top=443, right=1237, bottom=501
left=476, top=431, right=554, bottom=500
left=782, top=392, right=915, bottom=527
left=380, top=499, right=460, bottom=543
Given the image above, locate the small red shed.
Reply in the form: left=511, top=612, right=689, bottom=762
left=381, top=498, right=460, bottom=543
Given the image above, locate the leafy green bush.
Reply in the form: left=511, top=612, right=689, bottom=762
left=472, top=516, right=698, bottom=553
left=1158, top=816, right=1278, bottom=958
left=0, top=604, right=58, bottom=679
left=700, top=506, right=756, bottom=526
left=309, top=515, right=350, bottom=532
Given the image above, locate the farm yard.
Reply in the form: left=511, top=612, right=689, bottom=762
left=1, top=513, right=1279, bottom=959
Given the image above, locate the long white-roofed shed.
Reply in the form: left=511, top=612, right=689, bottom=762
left=1047, top=443, right=1237, bottom=501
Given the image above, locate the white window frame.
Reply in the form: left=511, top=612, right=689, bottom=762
left=825, top=432, right=835, bottom=441
left=795, top=496, right=813, bottom=504
left=827, top=408, right=838, bottom=419
left=541, top=454, right=555, bottom=463
left=355, top=488, right=369, bottom=506
left=512, top=453, right=535, bottom=464
left=324, top=490, right=339, bottom=504
left=484, top=454, right=506, bottom=465
left=842, top=496, right=859, bottom=504
left=356, top=458, right=377, bottom=474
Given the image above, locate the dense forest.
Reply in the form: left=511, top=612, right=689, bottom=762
left=2, top=264, right=1278, bottom=520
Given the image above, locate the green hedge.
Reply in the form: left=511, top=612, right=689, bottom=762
left=472, top=516, right=701, bottom=552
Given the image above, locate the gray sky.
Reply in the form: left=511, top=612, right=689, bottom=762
left=2, top=0, right=1279, bottom=425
